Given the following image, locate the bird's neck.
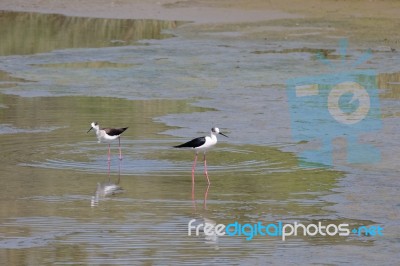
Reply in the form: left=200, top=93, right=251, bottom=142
left=94, top=128, right=102, bottom=137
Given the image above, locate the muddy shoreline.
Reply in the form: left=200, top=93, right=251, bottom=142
left=0, top=0, right=399, bottom=49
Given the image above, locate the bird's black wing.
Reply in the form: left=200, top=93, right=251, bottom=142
left=104, top=127, right=128, bottom=136
left=174, top=136, right=206, bottom=148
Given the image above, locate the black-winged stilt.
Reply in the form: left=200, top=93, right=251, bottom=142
left=87, top=122, right=128, bottom=161
left=174, top=127, right=228, bottom=185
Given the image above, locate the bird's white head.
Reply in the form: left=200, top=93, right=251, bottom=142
left=211, top=127, right=228, bottom=138
left=87, top=122, right=100, bottom=133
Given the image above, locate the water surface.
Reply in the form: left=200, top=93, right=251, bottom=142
left=0, top=11, right=399, bottom=265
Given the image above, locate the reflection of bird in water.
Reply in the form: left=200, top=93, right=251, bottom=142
left=87, top=122, right=128, bottom=161
left=91, top=182, right=123, bottom=207
left=91, top=158, right=123, bottom=207
left=203, top=217, right=219, bottom=246
left=96, top=182, right=123, bottom=197
left=192, top=183, right=210, bottom=211
left=190, top=216, right=220, bottom=249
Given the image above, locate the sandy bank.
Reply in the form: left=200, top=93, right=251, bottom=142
left=0, top=0, right=299, bottom=23
left=0, top=0, right=399, bottom=23
left=0, top=0, right=398, bottom=48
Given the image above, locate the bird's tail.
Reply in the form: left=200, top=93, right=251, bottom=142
left=173, top=142, right=193, bottom=148
left=173, top=144, right=184, bottom=148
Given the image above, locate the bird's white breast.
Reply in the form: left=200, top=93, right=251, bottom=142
left=195, top=135, right=217, bottom=151
left=97, top=130, right=119, bottom=143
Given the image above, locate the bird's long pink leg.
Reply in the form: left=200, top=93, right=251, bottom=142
left=107, top=157, right=111, bottom=178
left=191, top=153, right=198, bottom=204
left=117, top=157, right=121, bottom=184
left=119, top=137, right=123, bottom=160
left=203, top=183, right=210, bottom=209
left=108, top=144, right=111, bottom=162
left=192, top=153, right=198, bottom=186
left=191, top=179, right=196, bottom=209
left=203, top=153, right=210, bottom=185
left=107, top=144, right=111, bottom=177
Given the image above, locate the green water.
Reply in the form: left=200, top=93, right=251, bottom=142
left=0, top=11, right=399, bottom=265
left=0, top=11, right=181, bottom=56
left=0, top=93, right=353, bottom=264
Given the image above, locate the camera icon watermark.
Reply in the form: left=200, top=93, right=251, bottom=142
left=286, top=40, right=381, bottom=166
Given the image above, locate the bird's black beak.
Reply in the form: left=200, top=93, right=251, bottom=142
left=219, top=132, right=228, bottom=138
left=87, top=127, right=93, bottom=133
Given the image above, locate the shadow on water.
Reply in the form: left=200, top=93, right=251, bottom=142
left=0, top=11, right=183, bottom=56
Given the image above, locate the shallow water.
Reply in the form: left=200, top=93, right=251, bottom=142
left=0, top=11, right=399, bottom=265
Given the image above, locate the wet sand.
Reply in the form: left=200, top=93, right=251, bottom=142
left=0, top=0, right=298, bottom=22
left=1, top=0, right=399, bottom=49
left=1, top=0, right=399, bottom=22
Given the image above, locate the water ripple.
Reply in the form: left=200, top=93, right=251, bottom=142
left=0, top=123, right=63, bottom=134
left=21, top=139, right=293, bottom=176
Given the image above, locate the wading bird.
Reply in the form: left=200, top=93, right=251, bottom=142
left=87, top=122, right=128, bottom=161
left=174, top=127, right=228, bottom=185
